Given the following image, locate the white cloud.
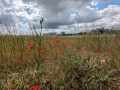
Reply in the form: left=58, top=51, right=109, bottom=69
left=0, top=0, right=120, bottom=34
left=91, top=1, right=98, bottom=6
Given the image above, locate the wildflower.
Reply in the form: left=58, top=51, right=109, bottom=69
left=33, top=59, right=36, bottom=62
left=28, top=45, right=33, bottom=50
left=40, top=49, right=44, bottom=53
left=109, top=41, right=113, bottom=44
left=55, top=39, right=59, bottom=44
left=109, top=49, right=114, bottom=53
left=59, top=50, right=63, bottom=55
left=36, top=43, right=38, bottom=47
left=45, top=60, right=50, bottom=62
left=95, top=47, right=99, bottom=51
left=118, top=41, right=120, bottom=45
left=66, top=41, right=70, bottom=45
left=101, top=59, right=105, bottom=63
left=29, top=86, right=38, bottom=90
left=80, top=47, right=82, bottom=51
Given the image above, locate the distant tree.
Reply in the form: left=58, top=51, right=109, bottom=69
left=99, top=27, right=105, bottom=34
left=61, top=32, right=65, bottom=36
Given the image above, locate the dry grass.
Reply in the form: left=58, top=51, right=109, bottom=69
left=0, top=34, right=120, bottom=89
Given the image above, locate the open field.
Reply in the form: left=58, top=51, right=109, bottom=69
left=0, top=34, right=120, bottom=90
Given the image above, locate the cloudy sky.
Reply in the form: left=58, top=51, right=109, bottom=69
left=0, top=0, right=120, bottom=34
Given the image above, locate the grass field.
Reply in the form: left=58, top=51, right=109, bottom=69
left=0, top=34, right=120, bottom=89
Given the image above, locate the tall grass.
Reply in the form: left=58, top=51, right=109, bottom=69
left=0, top=22, right=120, bottom=89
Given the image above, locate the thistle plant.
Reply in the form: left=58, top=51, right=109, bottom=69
left=39, top=18, right=44, bottom=48
left=40, top=18, right=44, bottom=30
left=38, top=18, right=44, bottom=64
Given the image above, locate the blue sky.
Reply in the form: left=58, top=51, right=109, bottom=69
left=24, top=8, right=32, bottom=15
left=19, top=18, right=28, bottom=24
left=91, top=0, right=120, bottom=10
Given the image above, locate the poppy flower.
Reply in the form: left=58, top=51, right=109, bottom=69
left=55, top=39, right=59, bottom=44
left=109, top=49, right=114, bottom=53
left=80, top=47, right=82, bottom=51
left=36, top=43, right=38, bottom=47
left=66, top=41, right=70, bottom=45
left=28, top=45, right=33, bottom=50
left=59, top=50, right=63, bottom=55
left=28, top=86, right=38, bottom=90
left=40, top=49, right=44, bottom=53
left=118, top=41, right=120, bottom=45
left=109, top=41, right=113, bottom=44
left=95, top=47, right=99, bottom=51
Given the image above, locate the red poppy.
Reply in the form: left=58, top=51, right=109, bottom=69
left=66, top=41, right=70, bottom=45
left=109, top=49, right=114, bottom=53
left=55, top=39, right=59, bottom=44
left=59, top=50, right=63, bottom=55
left=118, top=41, right=120, bottom=45
left=28, top=86, right=38, bottom=90
left=40, top=50, right=44, bottom=53
left=36, top=43, right=38, bottom=47
left=109, top=41, right=112, bottom=44
left=95, top=47, right=99, bottom=51
left=28, top=45, right=33, bottom=50
left=80, top=47, right=82, bottom=51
